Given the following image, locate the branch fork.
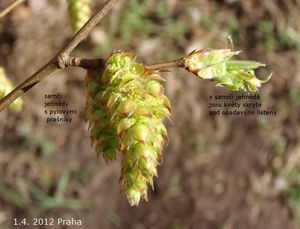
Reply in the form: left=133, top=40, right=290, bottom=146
left=0, top=0, right=121, bottom=111
left=0, top=0, right=188, bottom=112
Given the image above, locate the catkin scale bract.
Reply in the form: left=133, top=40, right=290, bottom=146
left=85, top=51, right=170, bottom=205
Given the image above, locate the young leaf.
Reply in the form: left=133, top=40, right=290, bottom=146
left=226, top=60, right=266, bottom=70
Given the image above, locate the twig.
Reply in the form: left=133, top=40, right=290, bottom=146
left=0, top=0, right=121, bottom=112
left=55, top=55, right=184, bottom=70
left=59, top=0, right=120, bottom=55
left=145, top=58, right=185, bottom=70
left=0, top=0, right=25, bottom=20
left=55, top=56, right=105, bottom=69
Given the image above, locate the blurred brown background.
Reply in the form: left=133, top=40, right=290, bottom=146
left=1, top=0, right=300, bottom=228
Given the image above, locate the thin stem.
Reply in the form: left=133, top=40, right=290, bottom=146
left=54, top=55, right=186, bottom=71
left=0, top=54, right=186, bottom=111
left=59, top=0, right=120, bottom=56
left=55, top=56, right=105, bottom=69
left=55, top=56, right=185, bottom=70
left=0, top=0, right=25, bottom=20
left=0, top=0, right=121, bottom=112
left=145, top=58, right=185, bottom=70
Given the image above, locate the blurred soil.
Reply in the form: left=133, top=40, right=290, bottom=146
left=1, top=0, right=300, bottom=228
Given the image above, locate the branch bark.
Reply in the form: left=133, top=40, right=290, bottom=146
left=55, top=56, right=105, bottom=69
left=0, top=0, right=121, bottom=112
left=58, top=0, right=120, bottom=56
left=145, top=58, right=185, bottom=70
left=54, top=55, right=184, bottom=70
left=0, top=0, right=25, bottom=20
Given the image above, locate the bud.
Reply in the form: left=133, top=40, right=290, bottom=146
left=85, top=51, right=170, bottom=205
left=0, top=67, right=23, bottom=112
left=184, top=49, right=271, bottom=92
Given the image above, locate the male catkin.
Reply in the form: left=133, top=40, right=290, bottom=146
left=66, top=0, right=91, bottom=32
left=86, top=51, right=170, bottom=205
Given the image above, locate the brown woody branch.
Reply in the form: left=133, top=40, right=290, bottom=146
left=145, top=58, right=185, bottom=70
left=54, top=55, right=184, bottom=70
left=55, top=56, right=105, bottom=69
left=0, top=0, right=186, bottom=112
left=0, top=0, right=25, bottom=20
left=59, top=0, right=120, bottom=56
left=0, top=0, right=121, bottom=112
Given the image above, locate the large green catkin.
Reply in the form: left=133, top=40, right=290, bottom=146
left=66, top=0, right=91, bottom=32
left=0, top=67, right=23, bottom=112
left=85, top=51, right=170, bottom=206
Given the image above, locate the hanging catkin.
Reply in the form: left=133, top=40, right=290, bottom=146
left=85, top=51, right=170, bottom=205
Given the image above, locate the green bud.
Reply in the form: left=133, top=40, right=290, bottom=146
left=184, top=49, right=271, bottom=92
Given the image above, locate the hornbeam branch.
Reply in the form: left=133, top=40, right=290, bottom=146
left=55, top=56, right=106, bottom=69
left=0, top=0, right=121, bottom=112
left=145, top=58, right=185, bottom=70
left=54, top=55, right=185, bottom=70
left=0, top=0, right=25, bottom=20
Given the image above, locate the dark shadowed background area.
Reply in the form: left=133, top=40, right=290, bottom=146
left=1, top=0, right=300, bottom=228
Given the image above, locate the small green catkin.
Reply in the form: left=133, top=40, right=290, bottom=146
left=0, top=67, right=23, bottom=112
left=66, top=0, right=91, bottom=32
left=85, top=51, right=170, bottom=206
